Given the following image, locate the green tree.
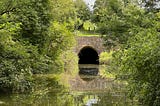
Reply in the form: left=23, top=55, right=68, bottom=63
left=113, top=19, right=160, bottom=105
left=74, top=0, right=92, bottom=30
left=13, top=0, right=51, bottom=54
left=74, top=0, right=91, bottom=21
left=93, top=0, right=127, bottom=48
left=0, top=21, right=33, bottom=93
left=0, top=0, right=76, bottom=93
left=51, top=0, right=75, bottom=22
left=51, top=0, right=76, bottom=31
left=94, top=0, right=160, bottom=105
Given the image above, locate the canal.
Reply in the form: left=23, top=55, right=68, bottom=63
left=0, top=64, right=140, bottom=106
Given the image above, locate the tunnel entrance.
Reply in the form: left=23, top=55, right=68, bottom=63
left=78, top=46, right=99, bottom=64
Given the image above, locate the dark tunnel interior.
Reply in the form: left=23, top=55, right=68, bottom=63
left=78, top=46, right=99, bottom=64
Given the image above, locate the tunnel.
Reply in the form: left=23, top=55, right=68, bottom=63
left=78, top=46, right=99, bottom=64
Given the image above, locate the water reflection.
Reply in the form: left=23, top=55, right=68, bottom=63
left=79, top=68, right=98, bottom=75
left=79, top=64, right=99, bottom=81
left=0, top=91, right=139, bottom=106
left=79, top=64, right=99, bottom=75
left=0, top=65, right=141, bottom=106
left=86, top=98, right=98, bottom=106
left=79, top=74, right=98, bottom=81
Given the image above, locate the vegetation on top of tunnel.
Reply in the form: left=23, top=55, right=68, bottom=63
left=75, top=30, right=100, bottom=37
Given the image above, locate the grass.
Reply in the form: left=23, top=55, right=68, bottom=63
left=75, top=30, right=100, bottom=37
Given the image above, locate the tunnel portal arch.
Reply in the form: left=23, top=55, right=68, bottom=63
left=78, top=46, right=99, bottom=64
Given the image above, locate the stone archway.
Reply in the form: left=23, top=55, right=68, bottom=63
left=78, top=46, right=99, bottom=64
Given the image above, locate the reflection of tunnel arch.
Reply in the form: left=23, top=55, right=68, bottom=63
left=78, top=46, right=99, bottom=64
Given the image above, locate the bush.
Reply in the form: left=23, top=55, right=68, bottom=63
left=114, top=28, right=160, bottom=105
left=99, top=51, right=113, bottom=65
left=61, top=50, right=78, bottom=75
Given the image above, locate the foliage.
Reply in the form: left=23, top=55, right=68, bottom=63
left=74, top=0, right=91, bottom=21
left=61, top=51, right=78, bottom=75
left=47, top=22, right=75, bottom=59
left=75, top=30, right=99, bottom=36
left=51, top=0, right=75, bottom=22
left=99, top=51, right=113, bottom=65
left=113, top=28, right=160, bottom=105
left=93, top=0, right=159, bottom=48
left=13, top=0, right=51, bottom=54
left=51, top=0, right=76, bottom=31
left=74, top=0, right=94, bottom=31
left=0, top=0, right=76, bottom=93
left=94, top=0, right=160, bottom=105
left=83, top=20, right=97, bottom=31
left=0, top=22, right=33, bottom=93
left=93, top=0, right=126, bottom=48
left=94, top=0, right=160, bottom=106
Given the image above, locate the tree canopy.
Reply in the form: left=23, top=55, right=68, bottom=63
left=0, top=0, right=76, bottom=93
left=93, top=0, right=160, bottom=105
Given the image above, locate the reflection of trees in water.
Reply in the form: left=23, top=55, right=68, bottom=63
left=0, top=74, right=138, bottom=106
left=0, top=86, right=137, bottom=106
left=97, top=92, right=128, bottom=105
left=69, top=75, right=122, bottom=91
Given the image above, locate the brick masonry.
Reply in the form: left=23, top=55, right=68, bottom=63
left=75, top=36, right=106, bottom=55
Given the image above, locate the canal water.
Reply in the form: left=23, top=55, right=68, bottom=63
left=0, top=65, right=140, bottom=106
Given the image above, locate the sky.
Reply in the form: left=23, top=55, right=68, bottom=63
left=83, top=0, right=96, bottom=10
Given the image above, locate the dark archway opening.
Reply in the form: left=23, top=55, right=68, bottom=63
left=78, top=46, right=99, bottom=64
